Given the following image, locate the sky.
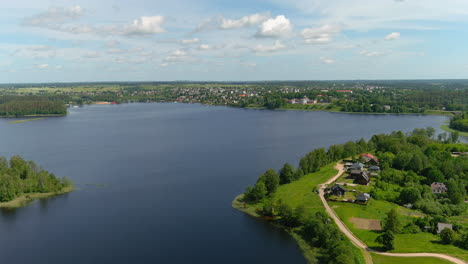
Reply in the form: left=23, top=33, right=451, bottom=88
left=1, top=0, right=468, bottom=83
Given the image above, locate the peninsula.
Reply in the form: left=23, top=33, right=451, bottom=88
left=0, top=155, right=73, bottom=208
left=233, top=129, right=467, bottom=263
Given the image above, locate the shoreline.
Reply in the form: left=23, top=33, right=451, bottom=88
left=232, top=194, right=323, bottom=263
left=440, top=124, right=468, bottom=137
left=0, top=186, right=73, bottom=209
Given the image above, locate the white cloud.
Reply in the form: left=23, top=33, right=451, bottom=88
left=301, top=24, right=342, bottom=44
left=320, top=57, right=336, bottom=64
left=198, top=44, right=211, bottom=51
left=220, top=13, right=270, bottom=29
left=252, top=41, right=286, bottom=53
left=181, top=38, right=200, bottom=44
left=256, top=15, right=293, bottom=38
left=360, top=50, right=385, bottom=57
left=35, top=64, right=49, bottom=69
left=23, top=5, right=85, bottom=27
left=163, top=49, right=194, bottom=64
left=385, top=32, right=401, bottom=40
left=125, top=16, right=165, bottom=35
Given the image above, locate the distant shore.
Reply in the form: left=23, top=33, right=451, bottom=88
left=0, top=186, right=73, bottom=209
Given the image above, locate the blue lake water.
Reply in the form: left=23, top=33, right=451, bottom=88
left=0, top=103, right=453, bottom=263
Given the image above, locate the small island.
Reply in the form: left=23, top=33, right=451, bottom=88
left=233, top=129, right=467, bottom=264
left=0, top=155, right=73, bottom=208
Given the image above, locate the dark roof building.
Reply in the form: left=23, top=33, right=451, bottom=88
left=330, top=184, right=347, bottom=196
left=355, top=171, right=370, bottom=185
left=349, top=162, right=364, bottom=171
left=369, top=165, right=381, bottom=171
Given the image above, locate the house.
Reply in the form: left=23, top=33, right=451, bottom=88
left=369, top=165, right=381, bottom=172
left=437, top=223, right=453, bottom=234
left=355, top=171, right=371, bottom=185
left=356, top=193, right=370, bottom=202
left=350, top=170, right=363, bottom=178
left=344, top=162, right=353, bottom=168
left=349, top=162, right=364, bottom=171
left=330, top=184, right=347, bottom=196
left=360, top=153, right=380, bottom=165
left=431, top=182, right=448, bottom=194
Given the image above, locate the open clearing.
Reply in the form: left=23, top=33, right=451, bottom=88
left=350, top=217, right=382, bottom=230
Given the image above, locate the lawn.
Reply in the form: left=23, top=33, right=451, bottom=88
left=331, top=200, right=468, bottom=261
left=371, top=253, right=454, bottom=264
left=271, top=163, right=337, bottom=213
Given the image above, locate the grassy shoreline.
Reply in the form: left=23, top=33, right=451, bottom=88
left=0, top=186, right=73, bottom=208
left=440, top=125, right=468, bottom=137
left=232, top=164, right=367, bottom=264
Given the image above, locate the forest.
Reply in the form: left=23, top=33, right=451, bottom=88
left=0, top=155, right=72, bottom=202
left=0, top=96, right=67, bottom=117
left=242, top=128, right=467, bottom=262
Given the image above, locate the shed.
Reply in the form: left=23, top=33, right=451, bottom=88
left=437, top=223, right=453, bottom=234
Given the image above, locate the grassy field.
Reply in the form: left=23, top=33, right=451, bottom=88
left=8, top=117, right=46, bottom=124
left=331, top=200, right=468, bottom=261
left=0, top=186, right=73, bottom=208
left=371, top=253, right=454, bottom=264
left=271, top=163, right=337, bottom=212
left=440, top=124, right=468, bottom=137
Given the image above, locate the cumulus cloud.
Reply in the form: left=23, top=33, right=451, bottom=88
left=256, top=15, right=293, bottom=38
left=301, top=24, right=342, bottom=44
left=385, top=32, right=401, bottom=40
left=23, top=7, right=166, bottom=37
left=124, top=16, right=165, bottom=35
left=220, top=13, right=270, bottom=29
left=162, top=49, right=195, bottom=64
left=181, top=38, right=200, bottom=44
left=320, top=57, right=336, bottom=64
left=252, top=41, right=286, bottom=53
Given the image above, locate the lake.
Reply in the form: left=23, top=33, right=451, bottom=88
left=0, top=103, right=454, bottom=263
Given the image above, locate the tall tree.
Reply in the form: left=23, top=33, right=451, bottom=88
left=279, top=163, right=295, bottom=185
left=384, top=209, right=401, bottom=234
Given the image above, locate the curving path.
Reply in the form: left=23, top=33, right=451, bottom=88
left=318, top=163, right=466, bottom=264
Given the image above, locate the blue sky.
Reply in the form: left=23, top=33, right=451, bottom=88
left=1, top=0, right=468, bottom=82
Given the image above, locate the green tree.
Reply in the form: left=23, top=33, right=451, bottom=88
left=440, top=228, right=458, bottom=245
left=384, top=209, right=401, bottom=234
left=261, top=169, right=280, bottom=194
left=447, top=179, right=466, bottom=204
left=279, top=163, right=295, bottom=185
left=376, top=230, right=395, bottom=251
left=399, top=187, right=421, bottom=204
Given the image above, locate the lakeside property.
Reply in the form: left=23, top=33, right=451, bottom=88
left=233, top=129, right=467, bottom=263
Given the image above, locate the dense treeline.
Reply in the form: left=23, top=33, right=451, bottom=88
left=0, top=96, right=67, bottom=117
left=450, top=112, right=468, bottom=132
left=0, top=156, right=72, bottom=202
